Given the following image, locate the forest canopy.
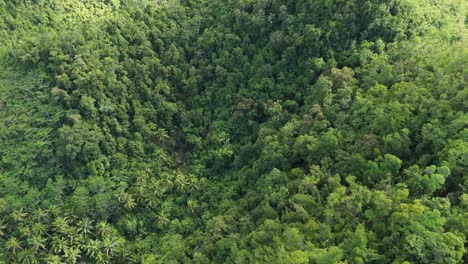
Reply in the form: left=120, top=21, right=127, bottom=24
left=0, top=0, right=467, bottom=263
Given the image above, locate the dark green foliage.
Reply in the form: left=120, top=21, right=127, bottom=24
left=0, top=0, right=466, bottom=263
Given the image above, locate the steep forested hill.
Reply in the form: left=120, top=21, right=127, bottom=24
left=0, top=0, right=467, bottom=263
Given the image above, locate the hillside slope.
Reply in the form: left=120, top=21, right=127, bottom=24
left=0, top=0, right=467, bottom=263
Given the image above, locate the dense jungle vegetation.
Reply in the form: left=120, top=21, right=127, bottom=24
left=0, top=0, right=467, bottom=263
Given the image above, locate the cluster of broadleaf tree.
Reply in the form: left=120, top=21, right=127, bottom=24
left=0, top=0, right=466, bottom=263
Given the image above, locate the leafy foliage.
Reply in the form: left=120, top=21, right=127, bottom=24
left=0, top=0, right=466, bottom=263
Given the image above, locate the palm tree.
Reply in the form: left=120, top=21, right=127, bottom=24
left=29, top=235, right=46, bottom=251
left=148, top=178, right=164, bottom=197
left=151, top=181, right=165, bottom=197
left=162, top=172, right=175, bottom=190
left=155, top=128, right=169, bottom=144
left=66, top=226, right=81, bottom=246
left=64, top=247, right=81, bottom=264
left=52, top=216, right=69, bottom=234
left=84, top=239, right=101, bottom=258
left=102, top=236, right=119, bottom=257
left=19, top=226, right=32, bottom=238
left=175, top=172, right=189, bottom=193
left=96, top=221, right=111, bottom=237
left=17, top=249, right=38, bottom=264
left=157, top=211, right=170, bottom=227
left=187, top=199, right=198, bottom=214
left=144, top=194, right=160, bottom=209
left=48, top=205, right=61, bottom=217
left=115, top=188, right=127, bottom=203
left=44, top=254, right=62, bottom=264
left=0, top=198, right=7, bottom=213
left=11, top=208, right=27, bottom=223
left=94, top=251, right=106, bottom=264
left=133, top=184, right=147, bottom=204
left=5, top=236, right=22, bottom=254
left=155, top=148, right=173, bottom=166
left=77, top=218, right=94, bottom=236
left=123, top=194, right=136, bottom=210
left=0, top=220, right=8, bottom=236
left=51, top=236, right=67, bottom=254
left=187, top=174, right=200, bottom=192
left=31, top=222, right=47, bottom=236
left=33, top=209, right=49, bottom=222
